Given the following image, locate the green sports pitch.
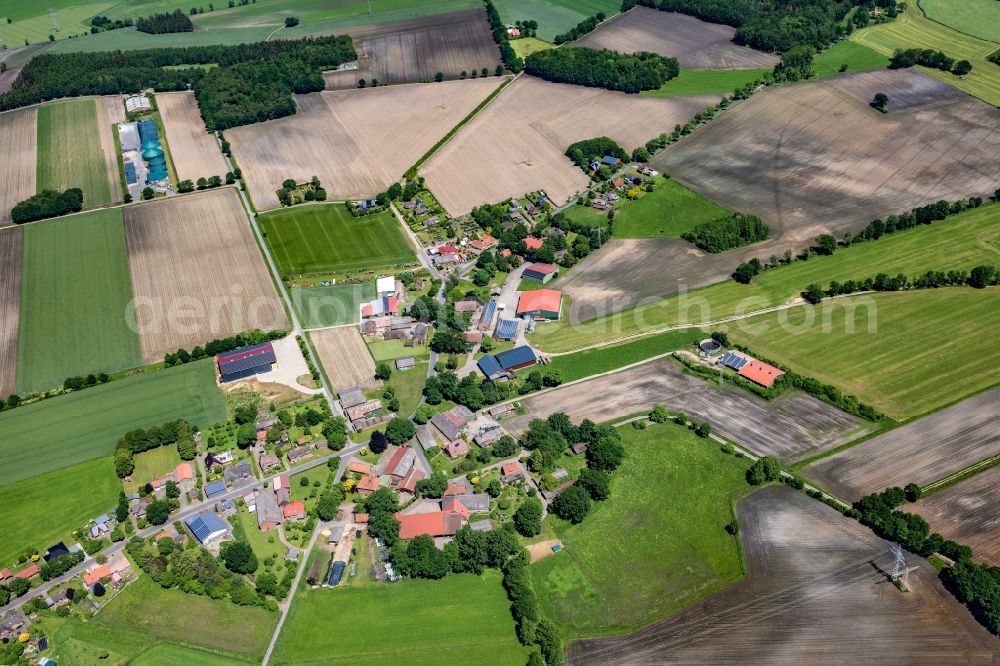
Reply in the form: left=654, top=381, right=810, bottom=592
left=259, top=204, right=416, bottom=277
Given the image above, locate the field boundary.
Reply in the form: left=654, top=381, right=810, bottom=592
left=921, top=453, right=1000, bottom=496
left=915, top=0, right=1000, bottom=46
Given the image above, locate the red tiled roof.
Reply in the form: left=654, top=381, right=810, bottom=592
left=442, top=498, right=469, bottom=517
left=354, top=513, right=369, bottom=523
left=257, top=430, right=267, bottom=444
left=83, top=564, right=109, bottom=587
left=283, top=500, right=305, bottom=519
left=176, top=464, right=194, bottom=481
left=361, top=303, right=373, bottom=317
left=443, top=482, right=466, bottom=496
left=737, top=359, right=785, bottom=388
left=348, top=461, right=373, bottom=475
left=501, top=249, right=512, bottom=257
left=523, top=237, right=543, bottom=250
left=517, top=289, right=561, bottom=315
left=387, top=296, right=398, bottom=314
left=525, top=263, right=558, bottom=275
left=383, top=446, right=407, bottom=476
left=438, top=245, right=460, bottom=254
left=502, top=462, right=520, bottom=476
left=0, top=568, right=10, bottom=581
left=395, top=512, right=447, bottom=539
left=470, top=235, right=497, bottom=250
left=357, top=475, right=380, bottom=492
left=14, top=564, right=39, bottom=579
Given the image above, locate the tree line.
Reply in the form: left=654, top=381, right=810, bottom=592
left=553, top=10, right=607, bottom=45
left=802, top=264, right=1000, bottom=305
left=1, top=36, right=356, bottom=130
left=483, top=0, right=524, bottom=74
left=164, top=328, right=287, bottom=367
left=525, top=47, right=678, bottom=93
left=10, top=188, right=83, bottom=224
left=136, top=9, right=194, bottom=34
left=681, top=213, right=769, bottom=253
left=889, top=48, right=972, bottom=76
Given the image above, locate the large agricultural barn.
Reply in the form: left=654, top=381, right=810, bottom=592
left=217, top=341, right=277, bottom=383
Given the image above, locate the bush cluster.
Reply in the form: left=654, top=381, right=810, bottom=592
left=553, top=11, right=606, bottom=45
left=889, top=48, right=971, bottom=75
left=525, top=48, right=679, bottom=93
left=681, top=213, right=769, bottom=253
left=565, top=137, right=629, bottom=169
left=10, top=188, right=83, bottom=224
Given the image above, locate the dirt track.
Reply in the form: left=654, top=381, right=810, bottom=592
left=0, top=228, right=23, bottom=396
left=324, top=10, right=501, bottom=89
left=123, top=188, right=288, bottom=362
left=0, top=107, right=37, bottom=227
left=311, top=326, right=378, bottom=393
left=910, top=465, right=1000, bottom=567
left=568, top=486, right=999, bottom=664
left=157, top=91, right=229, bottom=183
left=574, top=7, right=778, bottom=69
left=422, top=76, right=718, bottom=215
left=228, top=78, right=501, bottom=209
left=505, top=359, right=870, bottom=464
left=804, top=385, right=1000, bottom=501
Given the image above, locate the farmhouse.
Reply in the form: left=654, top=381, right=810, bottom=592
left=256, top=490, right=282, bottom=530
left=394, top=498, right=469, bottom=540
left=224, top=461, right=253, bottom=484
left=431, top=405, right=474, bottom=441
left=474, top=425, right=504, bottom=447
left=517, top=289, right=562, bottom=320
left=283, top=500, right=306, bottom=521
left=501, top=461, right=524, bottom=484
left=356, top=475, right=381, bottom=496
left=259, top=453, right=281, bottom=473
left=287, top=446, right=311, bottom=463
left=523, top=237, right=544, bottom=251
left=478, top=346, right=538, bottom=381
left=217, top=342, right=277, bottom=383
left=522, top=263, right=559, bottom=284
left=398, top=466, right=426, bottom=495
left=444, top=439, right=470, bottom=459
left=348, top=460, right=374, bottom=476
left=186, top=512, right=229, bottom=545
left=720, top=350, right=785, bottom=388
left=469, top=234, right=497, bottom=252
left=339, top=387, right=367, bottom=409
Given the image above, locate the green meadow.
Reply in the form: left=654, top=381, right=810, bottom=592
left=36, top=98, right=112, bottom=206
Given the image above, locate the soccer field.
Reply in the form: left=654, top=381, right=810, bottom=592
left=726, top=288, right=1000, bottom=421
left=260, top=205, right=416, bottom=277
left=36, top=98, right=112, bottom=207
left=271, top=572, right=529, bottom=665
left=0, top=358, right=226, bottom=487
left=16, top=208, right=141, bottom=393
left=531, top=422, right=750, bottom=637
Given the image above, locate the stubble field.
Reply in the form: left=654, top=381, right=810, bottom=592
left=0, top=228, right=22, bottom=396
left=568, top=486, right=1000, bottom=664
left=505, top=358, right=870, bottom=464
left=99, top=94, right=125, bottom=202
left=0, top=107, right=37, bottom=226
left=804, top=385, right=1000, bottom=502
left=324, top=10, right=502, bottom=89
left=36, top=98, right=113, bottom=207
left=910, top=464, right=1000, bottom=566
left=421, top=75, right=719, bottom=215
left=310, top=326, right=378, bottom=393
left=228, top=78, right=501, bottom=210
left=574, top=7, right=778, bottom=69
left=156, top=91, right=229, bottom=183
left=123, top=188, right=288, bottom=363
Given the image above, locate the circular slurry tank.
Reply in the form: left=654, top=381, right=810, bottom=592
left=699, top=338, right=723, bottom=355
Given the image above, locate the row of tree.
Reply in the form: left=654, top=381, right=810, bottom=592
left=681, top=213, right=770, bottom=253
left=1, top=37, right=356, bottom=130
left=163, top=328, right=287, bottom=367
left=889, top=48, right=972, bottom=75
left=135, top=9, right=194, bottom=33
left=483, top=0, right=524, bottom=74
left=553, top=11, right=607, bottom=45
left=115, top=418, right=197, bottom=478
left=525, top=47, right=679, bottom=94
left=802, top=264, right=1000, bottom=305
left=10, top=188, right=83, bottom=224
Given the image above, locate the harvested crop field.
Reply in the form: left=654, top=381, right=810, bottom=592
left=0, top=107, right=37, bottom=227
left=505, top=358, right=871, bottom=464
left=98, top=95, right=125, bottom=203
left=658, top=69, right=1000, bottom=251
left=157, top=91, right=229, bottom=183
left=311, top=326, right=378, bottom=393
left=0, top=229, right=22, bottom=396
left=568, top=486, right=1000, bottom=664
left=123, top=188, right=288, bottom=363
left=574, top=7, right=778, bottom=69
left=804, top=386, right=1000, bottom=502
left=910, top=465, right=1000, bottom=566
left=228, top=78, right=501, bottom=210
left=324, top=10, right=502, bottom=89
left=422, top=75, right=719, bottom=215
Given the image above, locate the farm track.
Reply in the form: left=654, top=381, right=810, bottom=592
left=123, top=188, right=288, bottom=362
left=157, top=91, right=230, bottom=183
left=568, top=486, right=1000, bottom=664
left=310, top=326, right=378, bottom=393
left=574, top=7, right=779, bottom=69
left=0, top=228, right=23, bottom=396
left=504, top=358, right=870, bottom=464
left=0, top=107, right=37, bottom=227
left=804, top=385, right=1000, bottom=502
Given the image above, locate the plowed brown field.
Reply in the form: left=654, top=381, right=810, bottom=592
left=574, top=7, right=778, bottom=69
left=228, top=77, right=502, bottom=210
left=157, top=91, right=229, bottom=183
left=910, top=465, right=1000, bottom=567
left=421, top=75, right=719, bottom=215
left=311, top=326, right=378, bottom=393
left=123, top=188, right=288, bottom=362
left=0, top=107, right=37, bottom=226
left=0, top=228, right=23, bottom=396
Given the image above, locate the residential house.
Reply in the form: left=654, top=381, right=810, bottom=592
left=469, top=234, right=497, bottom=252
left=356, top=475, right=380, bottom=496
left=489, top=403, right=514, bottom=419
left=474, top=425, right=504, bottom=447
left=501, top=461, right=523, bottom=484
left=175, top=463, right=195, bottom=490
left=256, top=491, right=282, bottom=530
left=602, top=155, right=620, bottom=166
left=287, top=446, right=311, bottom=463
left=13, top=564, right=39, bottom=580
left=454, top=299, right=478, bottom=314
left=347, top=400, right=382, bottom=422
left=398, top=467, right=425, bottom=495
left=216, top=498, right=236, bottom=516
left=523, top=237, right=543, bottom=251
left=452, top=493, right=490, bottom=514
left=347, top=461, right=374, bottom=476
left=224, top=461, right=253, bottom=484
left=259, top=453, right=281, bottom=473
left=283, top=500, right=306, bottom=522
left=444, top=439, right=470, bottom=459
left=387, top=446, right=417, bottom=481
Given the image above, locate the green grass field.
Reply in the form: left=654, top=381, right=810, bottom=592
left=919, top=0, right=1000, bottom=42
left=0, top=2, right=115, bottom=46
left=0, top=457, right=118, bottom=568
left=851, top=4, right=1000, bottom=106
left=271, top=571, right=529, bottom=665
left=261, top=205, right=416, bottom=277
left=531, top=423, right=750, bottom=637
left=493, top=0, right=619, bottom=42
left=725, top=288, right=1000, bottom=420
left=367, top=337, right=430, bottom=362
left=381, top=360, right=426, bottom=417
left=0, top=359, right=226, bottom=487
left=16, top=208, right=141, bottom=393
left=645, top=68, right=770, bottom=97
left=564, top=178, right=730, bottom=238
left=36, top=98, right=112, bottom=207
left=293, top=282, right=376, bottom=328
left=52, top=576, right=274, bottom=661
left=529, top=202, right=1000, bottom=353
left=813, top=39, right=890, bottom=77
left=510, top=36, right=551, bottom=58
left=123, top=444, right=181, bottom=493
left=539, top=329, right=704, bottom=382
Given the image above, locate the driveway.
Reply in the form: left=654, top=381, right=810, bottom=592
left=256, top=334, right=323, bottom=395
